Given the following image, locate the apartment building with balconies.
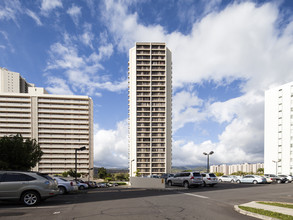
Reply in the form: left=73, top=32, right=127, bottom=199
left=128, top=42, right=172, bottom=177
left=264, top=82, right=293, bottom=175
left=0, top=68, right=93, bottom=177
left=0, top=67, right=34, bottom=93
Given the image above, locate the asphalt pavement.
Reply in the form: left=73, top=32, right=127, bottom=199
left=0, top=182, right=292, bottom=220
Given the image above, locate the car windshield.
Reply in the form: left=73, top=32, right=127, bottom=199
left=209, top=174, right=216, bottom=177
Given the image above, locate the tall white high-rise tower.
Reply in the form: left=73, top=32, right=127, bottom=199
left=128, top=42, right=172, bottom=177
left=264, top=82, right=293, bottom=175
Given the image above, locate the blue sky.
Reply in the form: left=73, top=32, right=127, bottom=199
left=1, top=0, right=293, bottom=168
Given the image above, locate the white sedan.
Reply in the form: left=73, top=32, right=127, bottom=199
left=54, top=177, right=78, bottom=194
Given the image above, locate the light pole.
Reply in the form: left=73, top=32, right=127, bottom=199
left=75, top=146, right=86, bottom=181
left=130, top=159, right=135, bottom=177
left=272, top=159, right=281, bottom=176
left=203, top=151, right=214, bottom=173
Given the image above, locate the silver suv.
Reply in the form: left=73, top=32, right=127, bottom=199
left=201, top=173, right=218, bottom=187
left=167, top=172, right=203, bottom=188
left=0, top=171, right=59, bottom=206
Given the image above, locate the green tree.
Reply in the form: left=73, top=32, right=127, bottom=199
left=67, top=169, right=81, bottom=178
left=97, top=167, right=108, bottom=179
left=134, top=169, right=141, bottom=177
left=214, top=172, right=224, bottom=177
left=0, top=134, right=43, bottom=171
left=257, top=168, right=264, bottom=174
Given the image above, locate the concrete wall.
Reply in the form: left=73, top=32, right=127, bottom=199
left=130, top=177, right=166, bottom=189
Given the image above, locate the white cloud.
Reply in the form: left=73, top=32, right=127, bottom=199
left=67, top=4, right=81, bottom=26
left=46, top=34, right=126, bottom=95
left=45, top=77, right=74, bottom=95
left=100, top=0, right=293, bottom=166
left=94, top=120, right=128, bottom=168
left=0, top=0, right=22, bottom=23
left=26, top=9, right=42, bottom=26
left=41, top=0, right=62, bottom=14
left=172, top=90, right=205, bottom=132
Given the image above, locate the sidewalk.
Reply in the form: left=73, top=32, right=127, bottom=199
left=235, top=201, right=293, bottom=219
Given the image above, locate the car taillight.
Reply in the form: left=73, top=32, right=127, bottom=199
left=190, top=176, right=194, bottom=179
left=207, top=178, right=211, bottom=180
left=70, top=182, right=73, bottom=186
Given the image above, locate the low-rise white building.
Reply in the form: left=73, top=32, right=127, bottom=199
left=210, top=163, right=264, bottom=175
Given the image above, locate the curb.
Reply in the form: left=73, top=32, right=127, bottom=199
left=234, top=205, right=279, bottom=220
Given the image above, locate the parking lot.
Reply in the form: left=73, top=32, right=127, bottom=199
left=0, top=182, right=292, bottom=220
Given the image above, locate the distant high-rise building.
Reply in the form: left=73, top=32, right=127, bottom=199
left=128, top=42, right=172, bottom=177
left=0, top=67, right=34, bottom=93
left=0, top=68, right=94, bottom=177
left=264, top=82, right=293, bottom=175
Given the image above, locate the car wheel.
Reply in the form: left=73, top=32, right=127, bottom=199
left=21, top=191, right=40, bottom=206
left=277, top=179, right=281, bottom=184
left=231, top=179, right=234, bottom=183
left=219, top=179, right=222, bottom=182
left=236, top=180, right=241, bottom=184
left=183, top=181, right=189, bottom=189
left=79, top=185, right=85, bottom=190
left=285, top=180, right=289, bottom=184
left=58, top=186, right=67, bottom=195
left=168, top=181, right=172, bottom=186
left=253, top=180, right=257, bottom=184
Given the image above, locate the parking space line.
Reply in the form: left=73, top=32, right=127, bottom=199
left=182, top=193, right=209, bottom=199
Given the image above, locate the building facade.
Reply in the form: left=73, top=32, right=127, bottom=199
left=210, top=163, right=264, bottom=175
left=128, top=42, right=172, bottom=177
left=0, top=69, right=94, bottom=177
left=0, top=67, right=33, bottom=93
left=264, top=82, right=293, bottom=175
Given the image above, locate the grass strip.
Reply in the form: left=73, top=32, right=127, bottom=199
left=257, top=202, right=293, bottom=209
left=238, top=206, right=293, bottom=220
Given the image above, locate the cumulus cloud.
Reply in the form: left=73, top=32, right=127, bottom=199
left=45, top=33, right=126, bottom=96
left=99, top=0, right=293, bottom=166
left=173, top=90, right=205, bottom=132
left=67, top=4, right=81, bottom=26
left=94, top=120, right=128, bottom=168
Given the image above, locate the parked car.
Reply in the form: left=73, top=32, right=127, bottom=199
left=277, top=175, right=289, bottom=183
left=85, top=181, right=96, bottom=188
left=201, top=173, right=218, bottom=187
left=167, top=172, right=203, bottom=188
left=278, top=175, right=292, bottom=183
left=218, top=175, right=240, bottom=183
left=147, top=175, right=160, bottom=178
left=0, top=171, right=58, bottom=206
left=236, top=175, right=266, bottom=184
left=264, top=174, right=282, bottom=183
left=53, top=177, right=78, bottom=194
left=160, top=173, right=174, bottom=181
left=72, top=180, right=89, bottom=190
left=97, top=182, right=108, bottom=188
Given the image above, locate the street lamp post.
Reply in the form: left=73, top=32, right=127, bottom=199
left=130, top=159, right=135, bottom=177
left=203, top=151, right=214, bottom=173
left=272, top=159, right=281, bottom=176
left=75, top=146, right=86, bottom=181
